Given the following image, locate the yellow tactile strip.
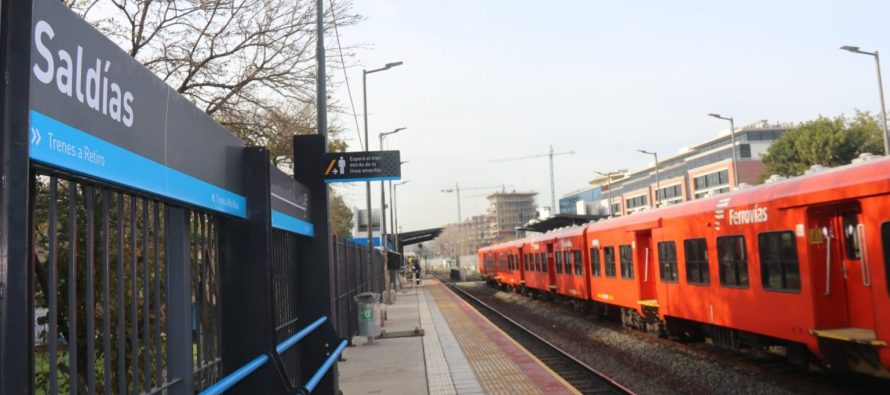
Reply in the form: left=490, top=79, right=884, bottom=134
left=428, top=282, right=579, bottom=395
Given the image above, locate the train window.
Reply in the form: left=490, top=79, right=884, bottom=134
left=590, top=248, right=601, bottom=277
left=507, top=255, right=513, bottom=271
left=562, top=251, right=572, bottom=274
left=604, top=247, right=616, bottom=277
left=542, top=253, right=548, bottom=273
left=882, top=222, right=890, bottom=296
left=717, top=235, right=749, bottom=288
left=758, top=231, right=800, bottom=292
left=842, top=212, right=861, bottom=260
left=555, top=251, right=563, bottom=274
left=535, top=253, right=541, bottom=272
left=684, top=238, right=710, bottom=285
left=526, top=254, right=531, bottom=271
left=619, top=245, right=634, bottom=279
left=658, top=241, right=678, bottom=282
left=574, top=250, right=583, bottom=275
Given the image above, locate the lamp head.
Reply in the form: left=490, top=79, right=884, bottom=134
left=841, top=45, right=861, bottom=53
left=637, top=149, right=654, bottom=155
left=385, top=61, right=404, bottom=69
left=708, top=113, right=721, bottom=118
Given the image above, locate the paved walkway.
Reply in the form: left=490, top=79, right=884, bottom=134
left=337, top=278, right=579, bottom=395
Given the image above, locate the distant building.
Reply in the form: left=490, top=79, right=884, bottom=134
left=570, top=120, right=793, bottom=216
left=558, top=187, right=602, bottom=215
left=485, top=191, right=538, bottom=240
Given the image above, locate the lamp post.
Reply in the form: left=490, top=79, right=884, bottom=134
left=379, top=127, right=406, bottom=253
left=393, top=180, right=409, bottom=253
left=708, top=113, right=739, bottom=187
left=362, top=61, right=403, bottom=260
left=441, top=183, right=462, bottom=268
left=389, top=161, right=409, bottom=251
left=594, top=170, right=622, bottom=216
left=637, top=150, right=660, bottom=208
left=841, top=45, right=890, bottom=156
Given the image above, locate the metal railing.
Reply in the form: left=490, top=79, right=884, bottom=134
left=199, top=316, right=347, bottom=395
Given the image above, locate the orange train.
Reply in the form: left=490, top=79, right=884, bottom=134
left=478, top=157, right=890, bottom=378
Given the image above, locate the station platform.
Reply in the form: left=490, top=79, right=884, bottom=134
left=337, top=278, right=580, bottom=395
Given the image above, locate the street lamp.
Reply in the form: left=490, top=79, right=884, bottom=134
left=389, top=161, right=409, bottom=250
left=393, top=180, right=409, bottom=253
left=441, top=183, right=462, bottom=269
left=379, top=127, right=406, bottom=252
left=362, top=61, right=403, bottom=257
left=841, top=45, right=890, bottom=156
left=637, top=150, right=661, bottom=208
left=594, top=170, right=623, bottom=216
left=708, top=113, right=739, bottom=187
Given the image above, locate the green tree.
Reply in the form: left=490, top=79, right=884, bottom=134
left=329, top=192, right=353, bottom=237
left=760, top=111, right=884, bottom=181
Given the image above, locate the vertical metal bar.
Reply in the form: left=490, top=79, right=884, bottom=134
left=153, top=201, right=162, bottom=387
left=67, top=182, right=78, bottom=395
left=198, top=212, right=207, bottom=384
left=48, top=178, right=58, bottom=394
left=193, top=212, right=203, bottom=386
left=116, top=193, right=126, bottom=394
left=85, top=186, right=96, bottom=394
left=165, top=206, right=194, bottom=395
left=142, top=201, right=150, bottom=388
left=130, top=197, right=139, bottom=394
left=211, top=216, right=221, bottom=382
left=101, top=190, right=112, bottom=395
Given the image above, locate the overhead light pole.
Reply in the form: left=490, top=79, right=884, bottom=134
left=441, top=183, right=462, bottom=269
left=841, top=45, right=890, bottom=156
left=362, top=61, right=403, bottom=259
left=594, top=170, right=622, bottom=216
left=379, top=127, right=406, bottom=252
left=637, top=150, right=661, bottom=208
left=393, top=180, right=409, bottom=253
left=389, top=161, right=408, bottom=252
left=708, top=113, right=739, bottom=187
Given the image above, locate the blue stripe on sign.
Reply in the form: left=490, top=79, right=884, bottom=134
left=272, top=210, right=315, bottom=237
left=29, top=110, right=247, bottom=218
left=325, top=176, right=401, bottom=184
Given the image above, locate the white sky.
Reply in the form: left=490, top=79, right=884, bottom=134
left=328, top=0, right=890, bottom=232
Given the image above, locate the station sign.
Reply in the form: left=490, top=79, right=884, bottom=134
left=323, top=150, right=401, bottom=183
left=25, top=0, right=313, bottom=236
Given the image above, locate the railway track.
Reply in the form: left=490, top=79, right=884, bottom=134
left=441, top=279, right=634, bottom=395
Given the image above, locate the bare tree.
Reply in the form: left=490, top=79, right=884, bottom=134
left=67, top=0, right=361, bottom=118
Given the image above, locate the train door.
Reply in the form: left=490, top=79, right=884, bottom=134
left=808, top=203, right=875, bottom=330
left=636, top=230, right=657, bottom=301
left=547, top=243, right=557, bottom=291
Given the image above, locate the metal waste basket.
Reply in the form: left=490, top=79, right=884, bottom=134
left=354, top=292, right=381, bottom=338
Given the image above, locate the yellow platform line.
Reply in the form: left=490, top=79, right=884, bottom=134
left=430, top=281, right=581, bottom=395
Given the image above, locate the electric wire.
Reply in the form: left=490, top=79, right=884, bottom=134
left=329, top=0, right=364, bottom=150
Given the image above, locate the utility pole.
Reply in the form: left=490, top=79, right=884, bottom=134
left=490, top=147, right=575, bottom=216
left=441, top=184, right=509, bottom=269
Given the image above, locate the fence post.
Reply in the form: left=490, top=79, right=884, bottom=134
left=293, top=134, right=338, bottom=395
left=219, top=147, right=284, bottom=393
left=0, top=0, right=34, bottom=394
left=165, top=206, right=195, bottom=394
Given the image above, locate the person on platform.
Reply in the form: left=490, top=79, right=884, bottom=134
left=412, top=258, right=422, bottom=285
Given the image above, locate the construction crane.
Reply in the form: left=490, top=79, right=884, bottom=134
left=440, top=183, right=511, bottom=224
left=490, top=145, right=575, bottom=214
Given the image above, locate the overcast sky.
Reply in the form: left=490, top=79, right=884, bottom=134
left=328, top=0, right=889, bottom=232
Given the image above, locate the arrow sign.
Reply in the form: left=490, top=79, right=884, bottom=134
left=30, top=128, right=42, bottom=145
left=324, top=150, right=401, bottom=183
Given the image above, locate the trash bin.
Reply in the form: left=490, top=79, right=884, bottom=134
left=354, top=292, right=381, bottom=338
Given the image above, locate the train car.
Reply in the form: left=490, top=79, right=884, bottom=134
left=477, top=246, right=494, bottom=282
left=491, top=240, right=524, bottom=290
left=549, top=226, right=592, bottom=300
left=583, top=156, right=890, bottom=377
left=521, top=234, right=557, bottom=296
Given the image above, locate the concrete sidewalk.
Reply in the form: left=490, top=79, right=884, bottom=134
left=338, top=281, right=428, bottom=395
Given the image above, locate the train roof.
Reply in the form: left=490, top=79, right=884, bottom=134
left=586, top=155, right=890, bottom=232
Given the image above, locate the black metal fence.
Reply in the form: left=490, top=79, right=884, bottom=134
left=331, top=236, right=385, bottom=342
